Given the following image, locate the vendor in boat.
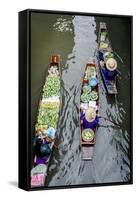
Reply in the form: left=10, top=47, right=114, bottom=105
left=34, top=128, right=56, bottom=165
left=99, top=51, right=117, bottom=80
left=103, top=58, right=118, bottom=80
left=80, top=107, right=100, bottom=130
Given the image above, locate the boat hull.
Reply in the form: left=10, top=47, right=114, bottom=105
left=80, top=62, right=99, bottom=160
left=98, top=22, right=118, bottom=94
left=31, top=55, right=61, bottom=187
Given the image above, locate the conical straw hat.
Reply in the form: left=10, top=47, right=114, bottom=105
left=85, top=107, right=96, bottom=122
left=106, top=58, right=117, bottom=71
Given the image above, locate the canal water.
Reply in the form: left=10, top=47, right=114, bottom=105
left=31, top=13, right=131, bottom=186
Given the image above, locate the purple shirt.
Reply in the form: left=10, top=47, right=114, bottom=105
left=35, top=155, right=50, bottom=165
left=80, top=111, right=100, bottom=129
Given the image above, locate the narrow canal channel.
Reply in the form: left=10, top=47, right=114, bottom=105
left=31, top=13, right=131, bottom=186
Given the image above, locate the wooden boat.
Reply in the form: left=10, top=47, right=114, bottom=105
left=31, top=55, right=61, bottom=187
left=98, top=22, right=117, bottom=94
left=80, top=61, right=99, bottom=160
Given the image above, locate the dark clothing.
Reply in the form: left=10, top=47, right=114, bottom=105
left=103, top=66, right=117, bottom=80
left=34, top=137, right=51, bottom=164
left=99, top=51, right=104, bottom=61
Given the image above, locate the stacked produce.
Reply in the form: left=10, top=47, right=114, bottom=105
left=43, top=76, right=60, bottom=99
left=31, top=58, right=61, bottom=187
left=87, top=67, right=96, bottom=80
left=81, top=66, right=98, bottom=104
left=100, top=31, right=107, bottom=41
left=35, top=65, right=60, bottom=134
left=100, top=42, right=108, bottom=50
left=35, top=102, right=60, bottom=132
left=82, top=128, right=95, bottom=142
left=90, top=91, right=98, bottom=101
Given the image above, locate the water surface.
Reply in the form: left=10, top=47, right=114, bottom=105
left=31, top=13, right=131, bottom=186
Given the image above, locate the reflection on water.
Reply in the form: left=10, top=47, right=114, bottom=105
left=31, top=13, right=131, bottom=186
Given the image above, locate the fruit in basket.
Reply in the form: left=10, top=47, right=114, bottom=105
left=82, top=128, right=94, bottom=142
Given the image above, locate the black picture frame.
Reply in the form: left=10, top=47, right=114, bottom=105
left=19, top=9, right=133, bottom=191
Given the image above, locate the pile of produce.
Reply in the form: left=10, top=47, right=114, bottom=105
left=35, top=105, right=59, bottom=131
left=104, top=52, right=114, bottom=59
left=35, top=70, right=60, bottom=133
left=87, top=67, right=96, bottom=80
left=82, top=128, right=94, bottom=142
left=81, top=92, right=91, bottom=103
left=90, top=91, right=98, bottom=101
left=41, top=101, right=59, bottom=110
left=83, top=85, right=91, bottom=94
left=101, top=31, right=107, bottom=37
left=81, top=66, right=99, bottom=103
left=100, top=42, right=108, bottom=50
left=43, top=76, right=60, bottom=99
left=100, top=31, right=107, bottom=41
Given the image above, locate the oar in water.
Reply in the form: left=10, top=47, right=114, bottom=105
left=100, top=116, right=121, bottom=127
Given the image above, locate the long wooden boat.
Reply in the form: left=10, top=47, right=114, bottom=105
left=31, top=55, right=61, bottom=187
left=98, top=22, right=117, bottom=94
left=80, top=61, right=99, bottom=160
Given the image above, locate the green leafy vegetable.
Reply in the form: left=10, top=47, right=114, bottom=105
left=87, top=67, right=96, bottom=79
left=43, top=76, right=60, bottom=98
left=90, top=91, right=98, bottom=101
left=35, top=105, right=59, bottom=131
left=82, top=129, right=94, bottom=142
left=100, top=42, right=108, bottom=50
left=81, top=92, right=90, bottom=103
left=83, top=85, right=91, bottom=94
left=105, top=52, right=114, bottom=59
left=101, top=32, right=107, bottom=37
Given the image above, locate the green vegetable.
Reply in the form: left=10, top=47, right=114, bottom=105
left=81, top=92, right=90, bottom=103
left=90, top=91, right=98, bottom=101
left=100, top=32, right=107, bottom=41
left=83, top=85, right=91, bottom=94
left=43, top=76, right=60, bottom=98
left=105, top=52, right=114, bottom=59
left=100, top=42, right=108, bottom=50
left=35, top=106, right=59, bottom=131
left=42, top=102, right=59, bottom=109
left=35, top=71, right=60, bottom=135
left=87, top=67, right=96, bottom=79
left=101, top=32, right=107, bottom=37
left=82, top=129, right=94, bottom=142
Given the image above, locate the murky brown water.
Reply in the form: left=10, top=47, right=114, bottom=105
left=31, top=13, right=131, bottom=186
